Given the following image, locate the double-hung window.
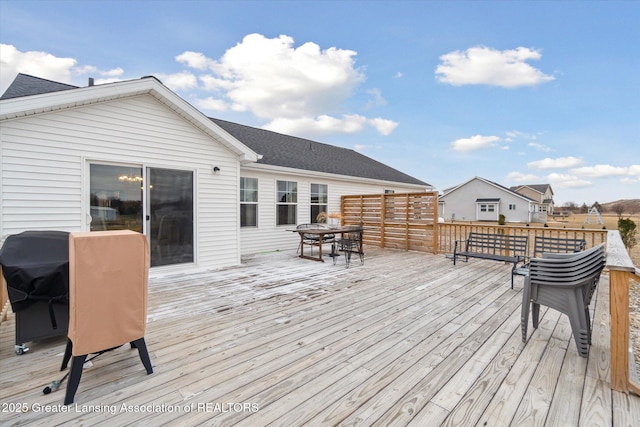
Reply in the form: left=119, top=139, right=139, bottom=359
left=276, top=180, right=297, bottom=225
left=240, top=177, right=258, bottom=227
left=310, top=183, right=328, bottom=223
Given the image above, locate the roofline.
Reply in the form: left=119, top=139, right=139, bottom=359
left=0, top=77, right=259, bottom=163
left=441, top=176, right=534, bottom=202
left=512, top=184, right=554, bottom=196
left=242, top=162, right=433, bottom=190
left=512, top=184, right=541, bottom=194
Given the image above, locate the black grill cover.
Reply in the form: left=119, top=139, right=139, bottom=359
left=0, top=231, right=70, bottom=312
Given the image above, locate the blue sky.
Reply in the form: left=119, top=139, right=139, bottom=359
left=1, top=0, right=638, bottom=205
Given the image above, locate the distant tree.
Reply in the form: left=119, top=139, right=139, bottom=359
left=611, top=203, right=625, bottom=219
left=618, top=218, right=637, bottom=251
left=580, top=203, right=589, bottom=214
left=498, top=214, right=506, bottom=225
left=563, top=201, right=578, bottom=212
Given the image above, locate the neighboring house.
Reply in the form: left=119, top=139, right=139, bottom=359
left=510, top=184, right=555, bottom=220
left=0, top=74, right=431, bottom=273
left=439, top=176, right=537, bottom=223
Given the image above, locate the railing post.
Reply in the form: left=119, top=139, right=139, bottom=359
left=609, top=268, right=630, bottom=391
left=605, top=230, right=640, bottom=394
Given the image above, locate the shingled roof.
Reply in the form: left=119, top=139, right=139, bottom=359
left=2, top=73, right=430, bottom=187
left=211, top=118, right=429, bottom=186
left=0, top=73, right=78, bottom=99
left=510, top=184, right=553, bottom=195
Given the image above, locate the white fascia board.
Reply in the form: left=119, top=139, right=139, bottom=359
left=0, top=78, right=260, bottom=164
left=241, top=162, right=431, bottom=191
left=0, top=79, right=150, bottom=119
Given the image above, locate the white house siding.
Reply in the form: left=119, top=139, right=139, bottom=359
left=0, top=94, right=242, bottom=270
left=440, top=178, right=530, bottom=223
left=239, top=165, right=427, bottom=255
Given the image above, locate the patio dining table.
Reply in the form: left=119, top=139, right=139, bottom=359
left=290, top=225, right=363, bottom=262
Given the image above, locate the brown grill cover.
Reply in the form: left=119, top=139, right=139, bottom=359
left=68, top=230, right=149, bottom=356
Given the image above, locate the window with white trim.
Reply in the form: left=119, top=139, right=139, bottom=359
left=310, top=183, right=328, bottom=223
left=276, top=180, right=297, bottom=225
left=240, top=177, right=258, bottom=227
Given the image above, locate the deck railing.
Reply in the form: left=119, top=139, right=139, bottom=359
left=606, top=230, right=640, bottom=395
left=437, top=222, right=607, bottom=257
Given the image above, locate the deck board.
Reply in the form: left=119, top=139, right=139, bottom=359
left=0, top=247, right=638, bottom=426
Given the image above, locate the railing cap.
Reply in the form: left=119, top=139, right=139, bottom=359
left=605, top=230, right=635, bottom=272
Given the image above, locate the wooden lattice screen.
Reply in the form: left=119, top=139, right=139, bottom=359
left=341, top=192, right=439, bottom=253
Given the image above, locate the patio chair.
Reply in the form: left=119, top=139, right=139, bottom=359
left=61, top=230, right=153, bottom=405
left=332, top=229, right=364, bottom=268
left=521, top=243, right=606, bottom=358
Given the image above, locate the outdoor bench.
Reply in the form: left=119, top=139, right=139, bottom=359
left=452, top=232, right=529, bottom=289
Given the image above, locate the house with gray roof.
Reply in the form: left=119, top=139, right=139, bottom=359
left=510, top=184, right=555, bottom=218
left=0, top=74, right=431, bottom=272
left=439, top=176, right=540, bottom=223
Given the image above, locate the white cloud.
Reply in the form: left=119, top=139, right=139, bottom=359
left=571, top=164, right=640, bottom=179
left=507, top=170, right=592, bottom=189
left=506, top=171, right=540, bottom=182
left=0, top=44, right=130, bottom=92
left=365, top=88, right=387, bottom=108
left=528, top=142, right=553, bottom=152
left=2, top=37, right=396, bottom=138
left=367, top=118, right=398, bottom=135
left=528, top=156, right=583, bottom=169
left=186, top=34, right=364, bottom=117
left=546, top=173, right=592, bottom=189
left=195, top=97, right=232, bottom=112
left=176, top=51, right=214, bottom=70
left=354, top=144, right=373, bottom=152
left=73, top=65, right=123, bottom=79
left=157, top=71, right=199, bottom=91
left=176, top=33, right=396, bottom=137
left=1, top=44, right=77, bottom=92
left=451, top=134, right=500, bottom=151
left=435, top=46, right=555, bottom=88
left=621, top=176, right=640, bottom=184
left=263, top=114, right=368, bottom=138
left=394, top=72, right=403, bottom=79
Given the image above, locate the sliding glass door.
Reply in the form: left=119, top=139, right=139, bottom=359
left=89, top=163, right=194, bottom=267
left=147, top=168, right=194, bottom=267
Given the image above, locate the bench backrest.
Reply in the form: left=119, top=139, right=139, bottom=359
left=532, top=236, right=586, bottom=258
left=466, top=232, right=528, bottom=257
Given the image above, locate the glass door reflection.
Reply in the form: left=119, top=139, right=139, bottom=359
left=89, top=164, right=143, bottom=232
left=148, top=168, right=194, bottom=267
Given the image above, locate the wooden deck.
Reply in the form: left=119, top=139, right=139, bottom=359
left=1, top=247, right=639, bottom=426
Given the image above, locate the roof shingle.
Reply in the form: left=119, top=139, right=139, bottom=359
left=211, top=118, right=429, bottom=186
left=0, top=73, right=78, bottom=99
